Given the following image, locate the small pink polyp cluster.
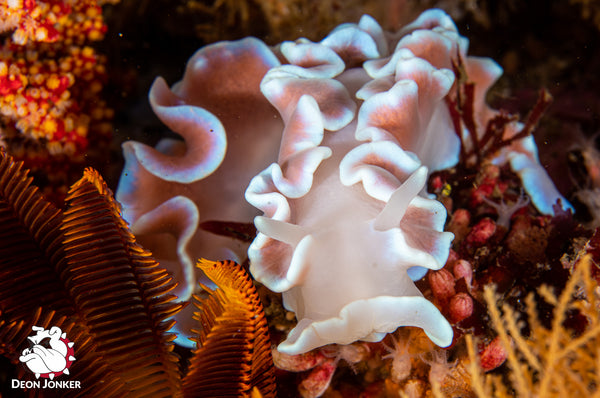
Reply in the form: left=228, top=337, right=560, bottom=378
left=115, top=9, right=569, bottom=351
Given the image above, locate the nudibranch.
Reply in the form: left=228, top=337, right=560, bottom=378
left=116, top=38, right=284, bottom=345
left=115, top=9, right=570, bottom=350
left=245, top=11, right=461, bottom=354
left=359, top=9, right=572, bottom=215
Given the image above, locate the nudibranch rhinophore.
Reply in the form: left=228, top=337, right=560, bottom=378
left=116, top=9, right=571, bottom=350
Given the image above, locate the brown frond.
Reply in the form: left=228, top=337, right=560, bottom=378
left=0, top=149, right=70, bottom=321
left=60, top=168, right=183, bottom=397
left=446, top=57, right=552, bottom=168
left=0, top=149, right=138, bottom=396
left=0, top=151, right=189, bottom=396
left=1, top=307, right=131, bottom=398
left=182, top=259, right=276, bottom=398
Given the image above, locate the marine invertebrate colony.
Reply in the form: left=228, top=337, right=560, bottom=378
left=0, top=0, right=116, bottom=156
left=0, top=0, right=118, bottom=207
left=466, top=255, right=600, bottom=397
left=0, top=149, right=277, bottom=397
left=116, top=9, right=569, bottom=353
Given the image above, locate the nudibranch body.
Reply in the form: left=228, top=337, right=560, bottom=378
left=115, top=9, right=570, bottom=351
left=245, top=11, right=460, bottom=354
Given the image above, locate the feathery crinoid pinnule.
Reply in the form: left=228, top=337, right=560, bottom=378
left=0, top=148, right=184, bottom=397
left=0, top=148, right=67, bottom=320
left=183, top=259, right=276, bottom=398
left=61, top=168, right=184, bottom=397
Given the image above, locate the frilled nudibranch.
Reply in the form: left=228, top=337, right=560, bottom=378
left=116, top=9, right=569, bottom=350
left=244, top=12, right=462, bottom=354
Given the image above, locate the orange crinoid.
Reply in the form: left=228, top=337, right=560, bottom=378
left=0, top=148, right=277, bottom=397
left=183, top=259, right=276, bottom=398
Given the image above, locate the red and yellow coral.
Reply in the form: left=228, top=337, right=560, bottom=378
left=0, top=0, right=117, bottom=158
left=0, top=0, right=116, bottom=45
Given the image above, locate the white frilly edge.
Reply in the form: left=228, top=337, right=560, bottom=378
left=279, top=295, right=454, bottom=354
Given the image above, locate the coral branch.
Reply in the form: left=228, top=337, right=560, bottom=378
left=469, top=255, right=600, bottom=397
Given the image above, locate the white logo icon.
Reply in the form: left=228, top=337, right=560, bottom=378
left=19, top=326, right=76, bottom=380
